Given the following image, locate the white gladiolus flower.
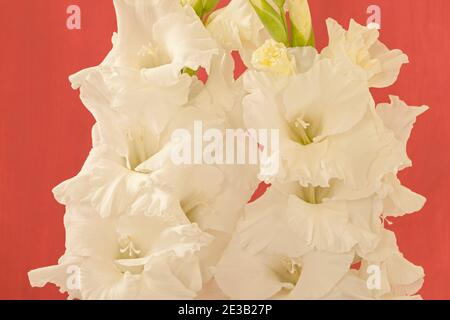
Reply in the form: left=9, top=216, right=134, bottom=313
left=207, top=0, right=267, bottom=66
left=322, top=19, right=409, bottom=88
left=28, top=0, right=428, bottom=300
left=54, top=69, right=258, bottom=289
left=104, top=0, right=218, bottom=85
left=243, top=59, right=406, bottom=190
left=323, top=230, right=424, bottom=300
left=215, top=197, right=424, bottom=300
left=44, top=50, right=258, bottom=294
left=215, top=235, right=355, bottom=300
left=359, top=230, right=425, bottom=298
left=237, top=183, right=383, bottom=257
left=29, top=205, right=212, bottom=300
left=55, top=67, right=225, bottom=219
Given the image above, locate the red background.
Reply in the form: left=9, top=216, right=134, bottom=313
left=0, top=0, right=449, bottom=300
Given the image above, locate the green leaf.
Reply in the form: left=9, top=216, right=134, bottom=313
left=291, top=20, right=315, bottom=47
left=202, top=0, right=220, bottom=14
left=250, top=0, right=289, bottom=46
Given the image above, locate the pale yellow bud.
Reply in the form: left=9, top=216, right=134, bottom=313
left=251, top=39, right=296, bottom=75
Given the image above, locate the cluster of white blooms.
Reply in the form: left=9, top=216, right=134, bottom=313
left=29, top=0, right=427, bottom=300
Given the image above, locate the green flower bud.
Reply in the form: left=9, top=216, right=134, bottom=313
left=287, top=0, right=315, bottom=47
left=250, top=0, right=289, bottom=46
left=202, top=0, right=220, bottom=15
left=181, top=0, right=219, bottom=20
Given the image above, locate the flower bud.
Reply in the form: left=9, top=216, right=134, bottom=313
left=287, top=0, right=315, bottom=47
left=250, top=0, right=289, bottom=46
left=251, top=39, right=296, bottom=75
left=181, top=0, right=219, bottom=19
left=202, top=0, right=220, bottom=14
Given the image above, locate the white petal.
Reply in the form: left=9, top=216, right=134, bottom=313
left=289, top=250, right=354, bottom=299
left=368, top=42, right=409, bottom=88
left=381, top=174, right=426, bottom=217
left=109, top=0, right=218, bottom=83
left=238, top=187, right=310, bottom=257
left=207, top=0, right=266, bottom=67
left=286, top=195, right=358, bottom=253
left=377, top=96, right=428, bottom=158
left=322, top=19, right=408, bottom=88
left=283, top=59, right=371, bottom=141
left=215, top=236, right=288, bottom=300
left=326, top=109, right=406, bottom=192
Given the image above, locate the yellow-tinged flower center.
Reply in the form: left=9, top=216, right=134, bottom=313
left=297, top=184, right=331, bottom=204
left=291, top=116, right=314, bottom=145
left=118, top=235, right=142, bottom=259
left=278, top=257, right=302, bottom=285
left=115, top=235, right=146, bottom=275
left=137, top=42, right=160, bottom=68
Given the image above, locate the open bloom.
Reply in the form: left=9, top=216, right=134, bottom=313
left=55, top=67, right=225, bottom=220
left=235, top=173, right=425, bottom=260
left=48, top=61, right=259, bottom=293
left=214, top=181, right=425, bottom=300
left=237, top=183, right=384, bottom=257
left=215, top=235, right=355, bottom=300
left=29, top=205, right=212, bottom=300
left=207, top=0, right=266, bottom=66
left=322, top=19, right=409, bottom=88
left=27, top=0, right=428, bottom=300
left=324, top=230, right=424, bottom=300
left=105, top=0, right=218, bottom=85
left=67, top=0, right=219, bottom=136
left=243, top=58, right=406, bottom=191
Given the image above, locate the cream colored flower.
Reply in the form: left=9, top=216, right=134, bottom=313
left=215, top=235, right=354, bottom=300
left=322, top=19, right=409, bottom=88
left=29, top=205, right=212, bottom=300
left=57, top=68, right=225, bottom=220
left=55, top=65, right=259, bottom=289
left=104, top=0, right=218, bottom=85
left=244, top=59, right=406, bottom=190
left=238, top=181, right=384, bottom=258
left=324, top=230, right=424, bottom=299
left=207, top=0, right=267, bottom=66
left=28, top=0, right=427, bottom=301
left=67, top=0, right=218, bottom=132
